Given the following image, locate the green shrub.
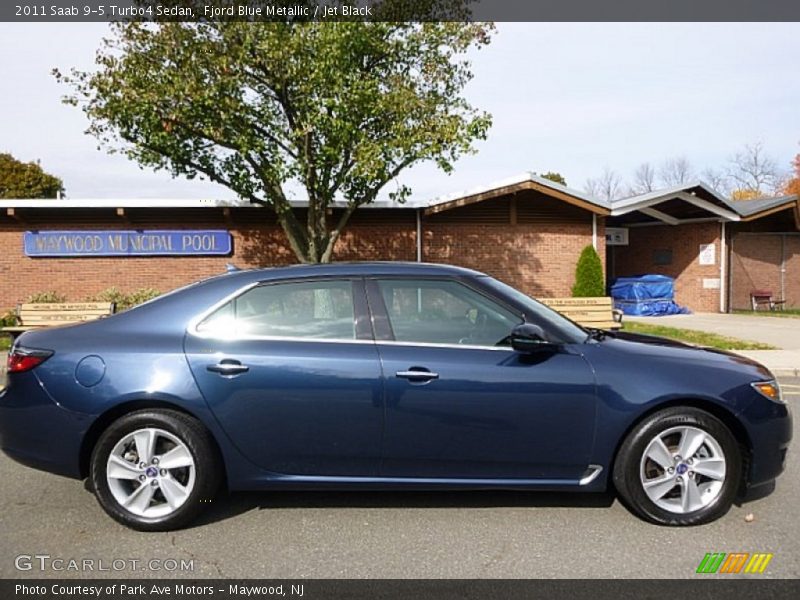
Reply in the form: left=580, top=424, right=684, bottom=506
left=89, top=287, right=161, bottom=311
left=571, top=245, right=605, bottom=297
left=27, top=291, right=67, bottom=303
left=0, top=310, right=18, bottom=327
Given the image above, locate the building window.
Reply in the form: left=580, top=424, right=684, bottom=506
left=653, top=249, right=673, bottom=266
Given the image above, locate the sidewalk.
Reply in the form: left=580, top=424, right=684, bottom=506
left=627, top=313, right=800, bottom=377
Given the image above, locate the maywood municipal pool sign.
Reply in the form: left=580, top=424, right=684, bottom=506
left=23, top=230, right=232, bottom=257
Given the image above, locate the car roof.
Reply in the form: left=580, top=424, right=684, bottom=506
left=221, top=261, right=488, bottom=284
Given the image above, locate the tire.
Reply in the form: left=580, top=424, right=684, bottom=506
left=613, top=406, right=742, bottom=526
left=90, top=409, right=221, bottom=531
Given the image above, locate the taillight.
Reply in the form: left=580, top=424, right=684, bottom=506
left=7, top=348, right=53, bottom=373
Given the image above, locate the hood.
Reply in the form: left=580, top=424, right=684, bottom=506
left=598, top=330, right=773, bottom=379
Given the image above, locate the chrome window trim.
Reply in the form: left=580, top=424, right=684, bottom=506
left=375, top=340, right=515, bottom=352
left=187, top=280, right=518, bottom=352
left=186, top=281, right=260, bottom=337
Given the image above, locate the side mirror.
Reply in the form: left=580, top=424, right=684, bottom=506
left=510, top=323, right=553, bottom=352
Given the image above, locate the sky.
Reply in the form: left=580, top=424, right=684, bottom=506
left=0, top=22, right=798, bottom=201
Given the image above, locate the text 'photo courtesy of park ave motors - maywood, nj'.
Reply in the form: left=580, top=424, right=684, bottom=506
left=1, top=3, right=800, bottom=597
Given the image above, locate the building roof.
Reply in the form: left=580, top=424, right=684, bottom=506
left=727, top=195, right=798, bottom=219
left=0, top=174, right=796, bottom=225
left=610, top=181, right=741, bottom=223
left=423, top=172, right=611, bottom=216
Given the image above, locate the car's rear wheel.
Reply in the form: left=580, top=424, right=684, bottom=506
left=613, top=407, right=742, bottom=526
left=90, top=409, right=221, bottom=531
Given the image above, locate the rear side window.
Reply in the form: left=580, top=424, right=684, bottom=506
left=197, top=280, right=356, bottom=340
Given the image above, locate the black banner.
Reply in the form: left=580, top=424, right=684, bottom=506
left=2, top=0, right=800, bottom=23
left=3, top=579, right=800, bottom=600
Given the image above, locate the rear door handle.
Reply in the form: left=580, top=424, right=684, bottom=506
left=396, top=369, right=439, bottom=381
left=207, top=360, right=249, bottom=376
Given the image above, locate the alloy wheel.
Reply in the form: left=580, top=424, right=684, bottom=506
left=639, top=425, right=726, bottom=514
left=106, top=427, right=196, bottom=518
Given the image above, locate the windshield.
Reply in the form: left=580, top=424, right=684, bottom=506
left=479, top=277, right=588, bottom=344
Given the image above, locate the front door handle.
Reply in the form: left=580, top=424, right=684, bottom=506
left=207, top=360, right=249, bottom=376
left=396, top=369, right=439, bottom=381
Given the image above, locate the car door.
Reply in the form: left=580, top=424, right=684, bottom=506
left=184, top=277, right=384, bottom=477
left=367, top=277, right=597, bottom=481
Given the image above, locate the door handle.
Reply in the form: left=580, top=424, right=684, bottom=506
left=207, top=360, right=249, bottom=376
left=396, top=369, right=439, bottom=381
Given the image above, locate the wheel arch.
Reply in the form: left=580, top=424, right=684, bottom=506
left=608, top=398, right=752, bottom=492
left=79, top=400, right=227, bottom=485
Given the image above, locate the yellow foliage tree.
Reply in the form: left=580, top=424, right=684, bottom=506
left=786, top=154, right=800, bottom=196
left=730, top=188, right=762, bottom=201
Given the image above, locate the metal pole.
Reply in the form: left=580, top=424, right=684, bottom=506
left=416, top=209, right=422, bottom=263
left=719, top=221, right=726, bottom=313
left=781, top=234, right=786, bottom=302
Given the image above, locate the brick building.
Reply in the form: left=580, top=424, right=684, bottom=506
left=0, top=173, right=797, bottom=314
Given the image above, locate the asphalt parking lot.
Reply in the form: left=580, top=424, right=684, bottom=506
left=0, top=378, right=797, bottom=580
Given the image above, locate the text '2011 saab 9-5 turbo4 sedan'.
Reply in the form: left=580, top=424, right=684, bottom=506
left=0, top=263, right=792, bottom=530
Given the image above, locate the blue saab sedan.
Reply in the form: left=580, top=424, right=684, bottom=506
left=0, top=263, right=791, bottom=530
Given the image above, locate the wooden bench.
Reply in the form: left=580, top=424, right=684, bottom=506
left=750, top=289, right=786, bottom=311
left=538, top=297, right=623, bottom=330
left=0, top=302, right=115, bottom=339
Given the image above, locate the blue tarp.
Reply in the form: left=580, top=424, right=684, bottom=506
left=611, top=274, right=690, bottom=316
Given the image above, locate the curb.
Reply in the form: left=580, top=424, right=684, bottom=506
left=772, top=368, right=800, bottom=378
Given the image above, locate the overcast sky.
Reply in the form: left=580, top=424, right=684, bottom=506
left=0, top=22, right=798, bottom=201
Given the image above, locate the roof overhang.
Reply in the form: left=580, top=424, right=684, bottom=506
left=424, top=174, right=610, bottom=217
left=610, top=189, right=740, bottom=224
left=738, top=197, right=800, bottom=222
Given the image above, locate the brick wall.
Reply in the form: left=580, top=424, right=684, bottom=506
left=0, top=216, right=417, bottom=313
left=423, top=220, right=601, bottom=298
left=610, top=222, right=723, bottom=313
left=0, top=204, right=603, bottom=312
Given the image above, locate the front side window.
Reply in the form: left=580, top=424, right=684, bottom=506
left=197, top=280, right=356, bottom=340
left=377, top=279, right=521, bottom=347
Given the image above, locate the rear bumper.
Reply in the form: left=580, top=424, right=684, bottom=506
left=740, top=396, right=792, bottom=488
left=0, top=371, right=88, bottom=479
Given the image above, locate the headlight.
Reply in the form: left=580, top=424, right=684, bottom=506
left=751, top=380, right=784, bottom=404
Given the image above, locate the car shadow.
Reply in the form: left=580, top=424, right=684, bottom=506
left=193, top=489, right=617, bottom=527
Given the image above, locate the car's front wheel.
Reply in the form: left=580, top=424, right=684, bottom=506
left=613, top=407, right=742, bottom=526
left=90, top=409, right=221, bottom=531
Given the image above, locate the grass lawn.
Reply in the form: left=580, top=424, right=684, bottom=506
left=622, top=322, right=777, bottom=351
left=733, top=309, right=800, bottom=319
left=0, top=336, right=9, bottom=351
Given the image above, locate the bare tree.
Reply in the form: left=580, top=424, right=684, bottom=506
left=726, top=142, right=783, bottom=196
left=659, top=156, right=695, bottom=187
left=700, top=167, right=730, bottom=196
left=585, top=167, right=623, bottom=202
left=628, top=162, right=657, bottom=195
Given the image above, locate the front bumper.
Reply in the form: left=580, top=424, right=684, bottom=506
left=740, top=393, right=792, bottom=488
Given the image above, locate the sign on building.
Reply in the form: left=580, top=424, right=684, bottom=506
left=23, top=230, right=232, bottom=257
left=606, top=227, right=629, bottom=246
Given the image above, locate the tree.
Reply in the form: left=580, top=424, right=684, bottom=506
left=786, top=153, right=800, bottom=196
left=659, top=156, right=695, bottom=187
left=537, top=171, right=567, bottom=186
left=572, top=245, right=605, bottom=297
left=700, top=167, right=729, bottom=196
left=726, top=141, right=782, bottom=196
left=0, top=153, right=64, bottom=198
left=730, top=188, right=764, bottom=201
left=56, top=18, right=492, bottom=263
left=629, top=162, right=656, bottom=195
left=584, top=167, right=622, bottom=202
